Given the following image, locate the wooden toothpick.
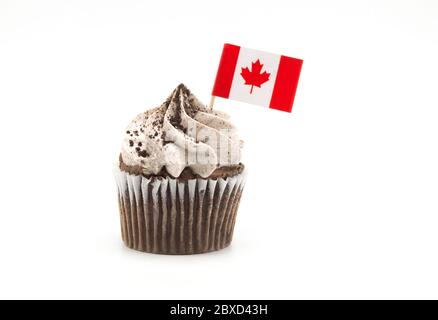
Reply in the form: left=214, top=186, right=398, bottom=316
left=209, top=95, right=216, bottom=109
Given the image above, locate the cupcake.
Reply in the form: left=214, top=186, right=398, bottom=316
left=115, top=84, right=246, bottom=254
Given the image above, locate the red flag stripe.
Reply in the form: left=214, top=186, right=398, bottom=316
left=212, top=44, right=240, bottom=98
left=269, top=55, right=303, bottom=112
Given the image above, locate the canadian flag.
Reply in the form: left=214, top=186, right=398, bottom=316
left=212, top=44, right=303, bottom=113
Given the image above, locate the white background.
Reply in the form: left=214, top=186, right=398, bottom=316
left=1, top=0, right=438, bottom=300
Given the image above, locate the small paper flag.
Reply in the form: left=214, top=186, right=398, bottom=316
left=212, top=43, right=303, bottom=113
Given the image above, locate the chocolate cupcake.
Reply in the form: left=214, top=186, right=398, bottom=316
left=115, top=84, right=246, bottom=254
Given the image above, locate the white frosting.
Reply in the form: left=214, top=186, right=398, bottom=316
left=121, top=84, right=243, bottom=178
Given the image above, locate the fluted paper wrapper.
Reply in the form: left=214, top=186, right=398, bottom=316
left=114, top=167, right=246, bottom=254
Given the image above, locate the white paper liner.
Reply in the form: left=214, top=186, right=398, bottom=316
left=114, top=166, right=246, bottom=254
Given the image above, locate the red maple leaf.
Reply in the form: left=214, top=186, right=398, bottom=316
left=240, top=59, right=270, bottom=94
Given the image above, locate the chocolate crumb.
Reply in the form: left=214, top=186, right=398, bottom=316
left=138, top=142, right=142, bottom=147
left=129, top=140, right=134, bottom=147
left=138, top=150, right=149, bottom=158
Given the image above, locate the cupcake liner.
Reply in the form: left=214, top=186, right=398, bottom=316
left=114, top=166, right=246, bottom=254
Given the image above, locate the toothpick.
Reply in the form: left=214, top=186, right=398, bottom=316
left=209, top=96, right=216, bottom=109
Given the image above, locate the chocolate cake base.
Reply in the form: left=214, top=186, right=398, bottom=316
left=115, top=165, right=246, bottom=255
left=119, top=154, right=245, bottom=179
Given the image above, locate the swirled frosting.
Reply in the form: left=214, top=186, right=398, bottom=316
left=120, top=84, right=243, bottom=178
